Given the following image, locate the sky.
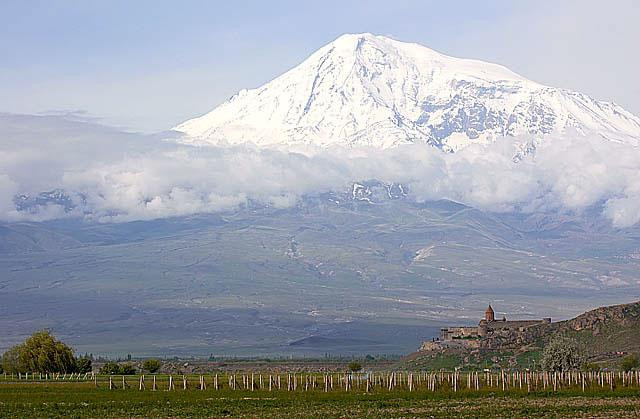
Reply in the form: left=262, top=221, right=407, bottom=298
left=1, top=0, right=639, bottom=132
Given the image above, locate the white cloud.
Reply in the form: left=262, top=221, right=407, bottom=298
left=605, top=196, right=640, bottom=228
left=0, top=174, right=18, bottom=216
left=1, top=114, right=639, bottom=227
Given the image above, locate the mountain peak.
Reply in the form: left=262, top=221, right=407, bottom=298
left=328, top=32, right=388, bottom=46
left=174, top=34, right=640, bottom=151
left=331, top=32, right=377, bottom=42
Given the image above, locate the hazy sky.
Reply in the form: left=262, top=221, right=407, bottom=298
left=1, top=0, right=638, bottom=132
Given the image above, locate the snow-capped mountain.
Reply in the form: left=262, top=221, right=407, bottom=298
left=174, top=33, right=640, bottom=152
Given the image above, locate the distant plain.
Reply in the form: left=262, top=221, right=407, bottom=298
left=2, top=190, right=639, bottom=356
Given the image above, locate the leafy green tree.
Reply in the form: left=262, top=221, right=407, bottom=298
left=99, top=362, right=122, bottom=375
left=348, top=361, right=362, bottom=372
left=2, top=331, right=76, bottom=373
left=620, top=354, right=639, bottom=372
left=142, top=359, right=161, bottom=373
left=76, top=356, right=93, bottom=373
left=1, top=346, right=21, bottom=374
left=540, top=335, right=585, bottom=372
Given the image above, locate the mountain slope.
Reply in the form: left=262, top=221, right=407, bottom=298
left=553, top=300, right=640, bottom=356
left=469, top=300, right=640, bottom=356
left=400, top=300, right=640, bottom=370
left=175, top=33, right=640, bottom=151
left=2, top=196, right=639, bottom=355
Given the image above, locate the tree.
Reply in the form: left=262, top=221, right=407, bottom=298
left=76, top=356, right=93, bottom=373
left=142, top=359, right=161, bottom=373
left=120, top=363, right=137, bottom=375
left=1, top=345, right=22, bottom=374
left=2, top=331, right=76, bottom=373
left=540, top=335, right=585, bottom=372
left=99, top=361, right=122, bottom=375
left=348, top=361, right=362, bottom=372
left=620, top=354, right=639, bottom=372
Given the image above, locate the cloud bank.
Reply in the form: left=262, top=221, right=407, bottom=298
left=1, top=113, right=639, bottom=227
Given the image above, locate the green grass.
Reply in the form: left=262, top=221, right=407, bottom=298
left=1, top=378, right=640, bottom=417
left=400, top=353, right=463, bottom=370
left=516, top=350, right=542, bottom=369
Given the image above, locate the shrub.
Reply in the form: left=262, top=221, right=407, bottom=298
left=583, top=362, right=600, bottom=372
left=348, top=361, right=362, bottom=372
left=142, top=359, right=161, bottom=373
left=98, top=362, right=137, bottom=375
left=540, top=335, right=585, bottom=372
left=620, top=354, right=639, bottom=372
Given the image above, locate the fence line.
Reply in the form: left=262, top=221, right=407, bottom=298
left=2, top=370, right=639, bottom=393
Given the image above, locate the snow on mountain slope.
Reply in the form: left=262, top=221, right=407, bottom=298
left=174, top=33, right=640, bottom=152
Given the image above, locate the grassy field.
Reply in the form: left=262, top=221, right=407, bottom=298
left=1, top=376, right=640, bottom=417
